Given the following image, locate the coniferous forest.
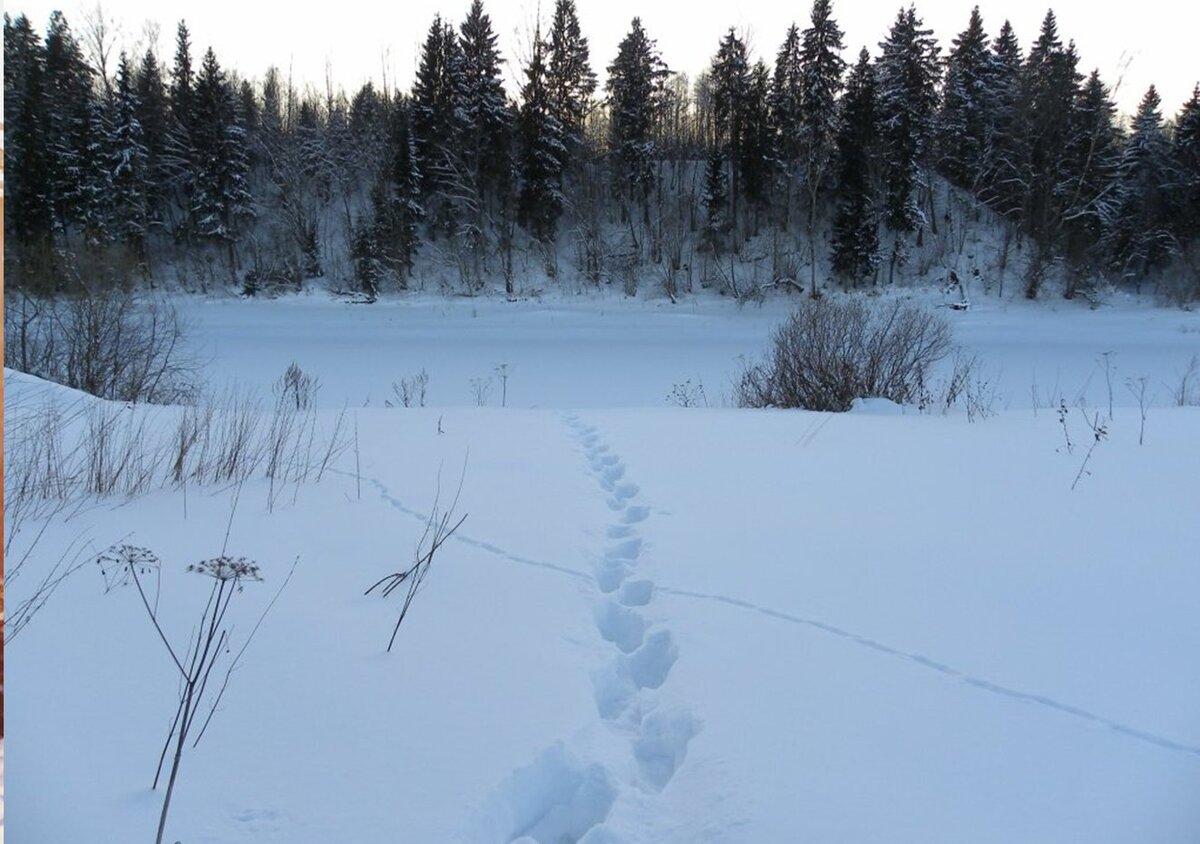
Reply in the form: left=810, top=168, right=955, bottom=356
left=4, top=1, right=1200, bottom=303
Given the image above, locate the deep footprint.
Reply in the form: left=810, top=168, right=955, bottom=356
left=627, top=630, right=678, bottom=690
left=618, top=579, right=654, bottom=607
left=594, top=600, right=648, bottom=654
left=634, top=708, right=701, bottom=792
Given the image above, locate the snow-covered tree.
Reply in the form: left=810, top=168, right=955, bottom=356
left=606, top=17, right=669, bottom=208
left=1174, top=86, right=1200, bottom=245
left=546, top=0, right=596, bottom=164
left=710, top=28, right=750, bottom=237
left=1018, top=10, right=1082, bottom=294
left=979, top=19, right=1025, bottom=218
left=1108, top=86, right=1179, bottom=285
left=831, top=48, right=880, bottom=286
left=769, top=24, right=803, bottom=168
left=110, top=52, right=152, bottom=257
left=43, top=11, right=94, bottom=231
left=938, top=6, right=991, bottom=188
left=412, top=15, right=465, bottom=199
left=190, top=48, right=254, bottom=273
left=702, top=148, right=730, bottom=253
left=875, top=6, right=940, bottom=233
left=5, top=13, right=55, bottom=245
left=1058, top=69, right=1121, bottom=292
left=459, top=0, right=512, bottom=206
left=798, top=0, right=845, bottom=293
left=517, top=27, right=567, bottom=242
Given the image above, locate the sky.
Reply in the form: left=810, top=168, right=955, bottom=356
left=10, top=0, right=1200, bottom=116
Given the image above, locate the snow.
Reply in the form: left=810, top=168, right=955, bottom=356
left=176, top=291, right=1200, bottom=410
left=5, top=293, right=1200, bottom=842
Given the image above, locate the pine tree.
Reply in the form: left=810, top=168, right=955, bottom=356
left=798, top=0, right=845, bottom=293
left=606, top=18, right=669, bottom=208
left=110, top=52, right=152, bottom=257
left=546, top=0, right=596, bottom=165
left=875, top=6, right=940, bottom=233
left=830, top=48, right=880, bottom=285
left=459, top=0, right=512, bottom=206
left=1109, top=86, right=1178, bottom=286
left=517, top=27, right=567, bottom=242
left=938, top=6, right=991, bottom=188
left=190, top=48, right=254, bottom=274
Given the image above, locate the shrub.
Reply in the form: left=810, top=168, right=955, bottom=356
left=735, top=299, right=953, bottom=411
left=4, top=289, right=199, bottom=404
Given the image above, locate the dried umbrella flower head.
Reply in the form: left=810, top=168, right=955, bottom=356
left=97, top=545, right=161, bottom=589
left=187, top=556, right=264, bottom=588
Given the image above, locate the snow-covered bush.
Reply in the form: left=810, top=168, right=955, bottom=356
left=735, top=299, right=953, bottom=411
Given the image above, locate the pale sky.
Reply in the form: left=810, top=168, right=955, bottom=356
left=11, top=0, right=1200, bottom=116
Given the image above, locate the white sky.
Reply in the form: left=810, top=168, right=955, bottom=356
left=12, top=0, right=1200, bottom=116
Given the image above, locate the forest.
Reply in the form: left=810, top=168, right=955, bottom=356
left=4, top=1, right=1200, bottom=304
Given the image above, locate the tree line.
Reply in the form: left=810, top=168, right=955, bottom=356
left=5, top=2, right=1200, bottom=301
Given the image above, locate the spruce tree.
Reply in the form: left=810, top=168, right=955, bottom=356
left=412, top=15, right=465, bottom=201
left=1173, top=86, right=1200, bottom=245
left=167, top=21, right=198, bottom=236
left=938, top=6, right=991, bottom=188
left=1058, top=69, right=1120, bottom=293
left=1018, top=10, right=1082, bottom=289
left=769, top=25, right=804, bottom=167
left=702, top=149, right=730, bottom=253
left=43, top=11, right=94, bottom=232
left=110, top=52, right=152, bottom=258
left=5, top=14, right=51, bottom=245
left=517, top=27, right=567, bottom=242
left=382, top=103, right=425, bottom=284
left=79, top=92, right=115, bottom=246
left=606, top=18, right=669, bottom=209
left=875, top=6, right=940, bottom=234
left=830, top=48, right=880, bottom=285
left=459, top=0, right=512, bottom=206
left=741, top=61, right=774, bottom=211
left=798, top=0, right=845, bottom=293
left=5, top=14, right=55, bottom=246
left=980, top=20, right=1026, bottom=217
left=190, top=48, right=254, bottom=274
left=1109, top=86, right=1178, bottom=286
left=135, top=48, right=171, bottom=227
left=710, top=29, right=750, bottom=239
left=546, top=0, right=596, bottom=165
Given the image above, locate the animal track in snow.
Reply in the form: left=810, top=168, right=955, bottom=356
left=618, top=579, right=654, bottom=607
left=621, top=505, right=650, bottom=525
left=475, top=743, right=617, bottom=843
left=634, top=708, right=701, bottom=791
left=594, top=600, right=647, bottom=654
left=605, top=537, right=642, bottom=562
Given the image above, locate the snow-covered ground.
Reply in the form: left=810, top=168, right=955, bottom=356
left=178, top=290, right=1200, bottom=409
left=6, top=293, right=1200, bottom=842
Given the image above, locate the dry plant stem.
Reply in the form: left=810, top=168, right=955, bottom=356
left=365, top=460, right=469, bottom=652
